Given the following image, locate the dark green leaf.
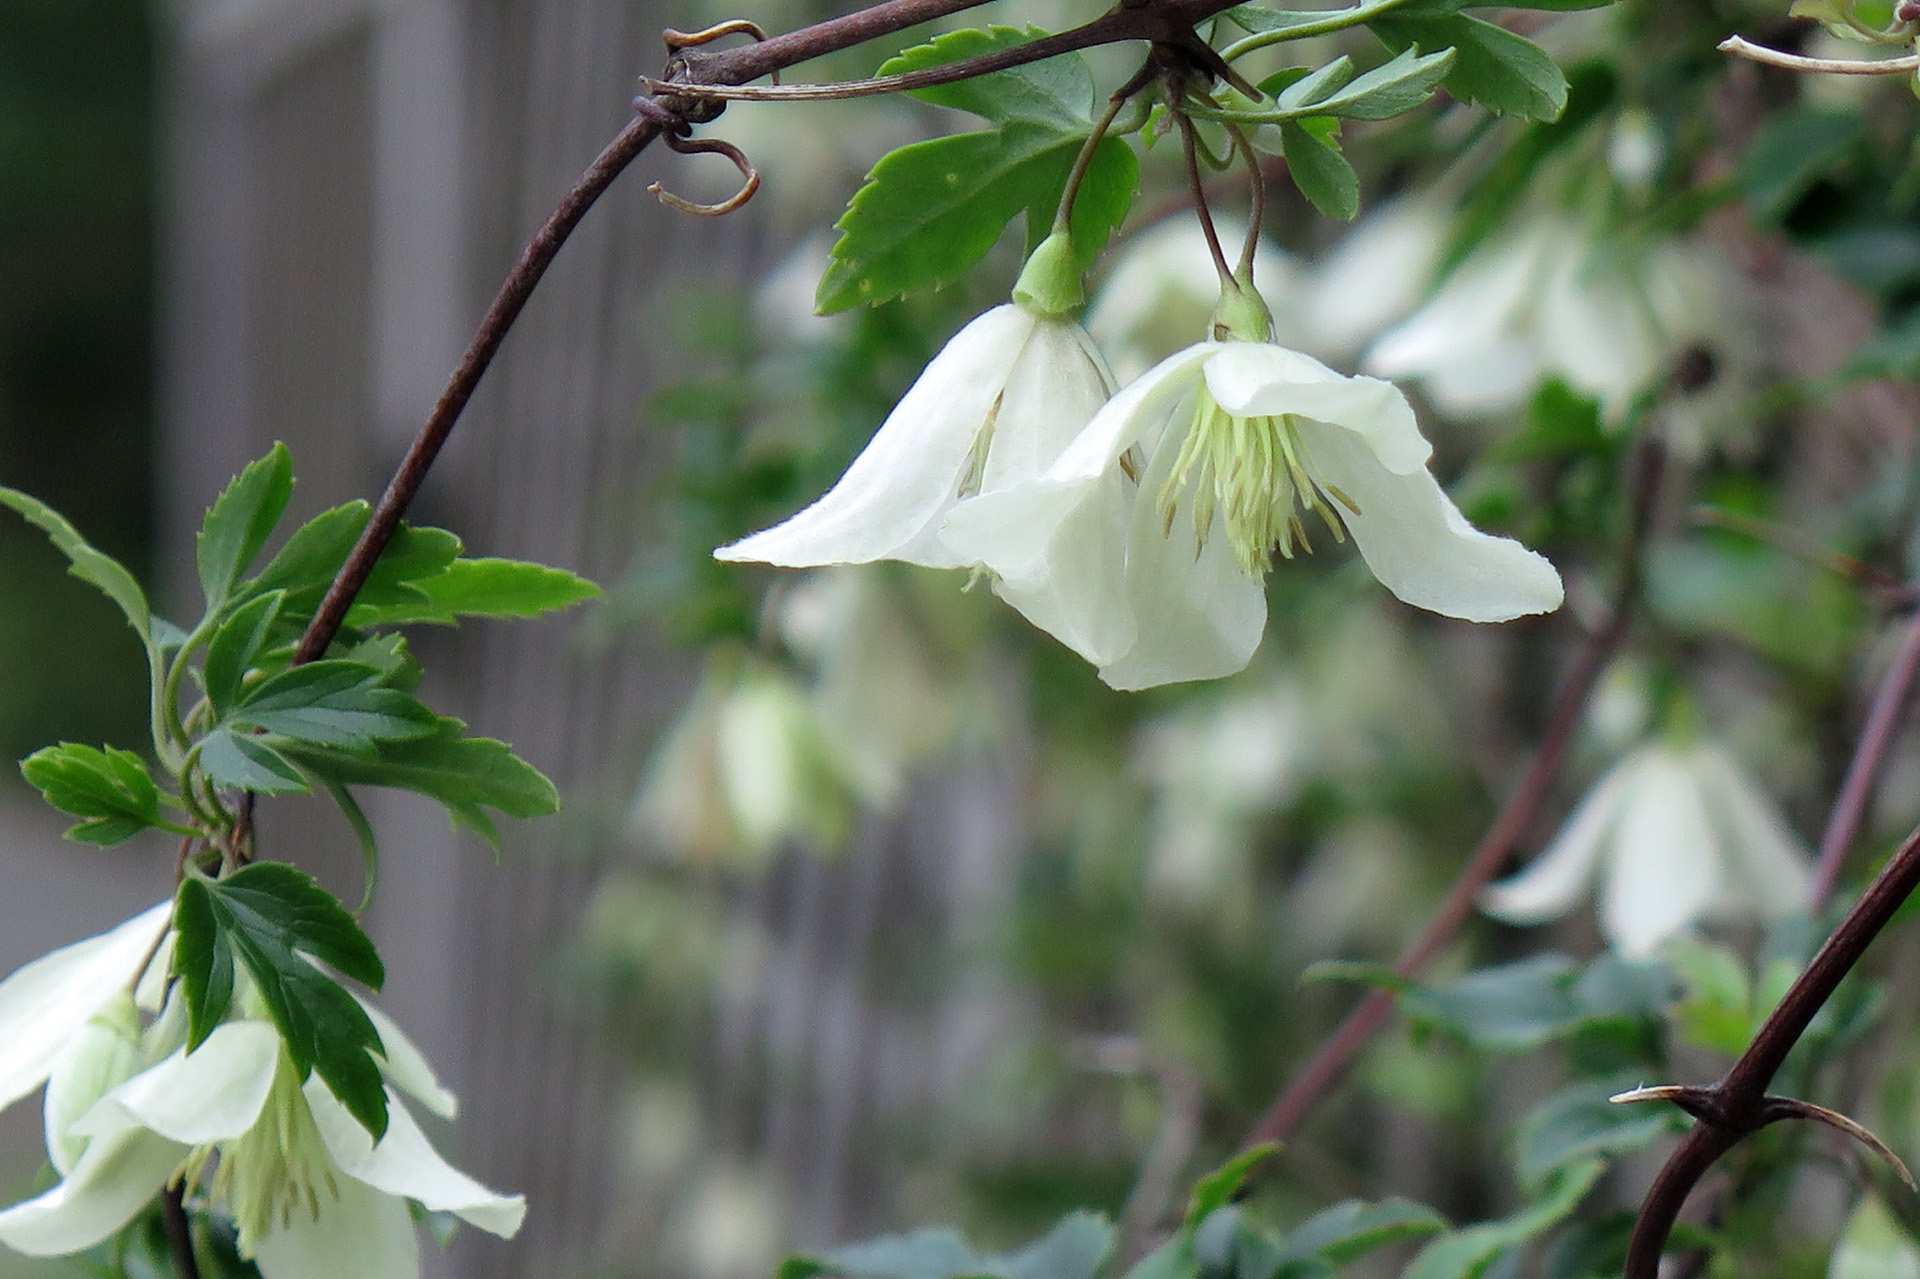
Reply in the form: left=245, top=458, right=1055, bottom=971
left=197, top=444, right=294, bottom=608
left=1371, top=14, right=1568, bottom=120
left=241, top=501, right=370, bottom=616
left=1739, top=107, right=1863, bottom=222
left=0, top=486, right=151, bottom=644
left=170, top=863, right=388, bottom=1137
left=204, top=591, right=287, bottom=715
left=21, top=743, right=165, bottom=845
left=1279, top=121, right=1360, bottom=221
left=1186, top=1146, right=1278, bottom=1229
left=229, top=661, right=436, bottom=753
left=199, top=729, right=309, bottom=794
left=344, top=558, right=601, bottom=628
left=280, top=716, right=560, bottom=848
left=1402, top=1160, right=1602, bottom=1279
left=1400, top=955, right=1583, bottom=1052
left=1514, top=1077, right=1682, bottom=1193
left=778, top=1214, right=1113, bottom=1279
left=888, top=26, right=1092, bottom=130
left=1284, top=1198, right=1449, bottom=1265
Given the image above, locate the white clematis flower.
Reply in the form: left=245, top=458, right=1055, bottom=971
left=0, top=1006, right=521, bottom=1279
left=1480, top=740, right=1814, bottom=956
left=715, top=238, right=1116, bottom=573
left=941, top=328, right=1564, bottom=689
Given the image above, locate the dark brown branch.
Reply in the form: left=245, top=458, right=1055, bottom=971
left=1242, top=439, right=1667, bottom=1148
left=161, top=1184, right=201, bottom=1279
left=1624, top=820, right=1920, bottom=1277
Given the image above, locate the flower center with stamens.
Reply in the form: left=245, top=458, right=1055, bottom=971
left=196, top=1048, right=341, bottom=1258
left=1155, top=382, right=1363, bottom=577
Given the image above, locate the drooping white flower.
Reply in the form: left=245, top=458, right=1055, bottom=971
left=1480, top=740, right=1814, bottom=956
left=0, top=1006, right=521, bottom=1279
left=715, top=234, right=1116, bottom=572
left=941, top=328, right=1564, bottom=689
left=1304, top=197, right=1449, bottom=361
left=1366, top=215, right=1732, bottom=421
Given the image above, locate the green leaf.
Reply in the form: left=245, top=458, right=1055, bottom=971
left=1399, top=955, right=1583, bottom=1052
left=228, top=661, right=436, bottom=754
left=1740, top=107, right=1863, bottom=222
left=197, top=444, right=294, bottom=608
left=241, top=501, right=370, bottom=616
left=320, top=781, right=380, bottom=913
left=199, top=729, right=309, bottom=794
left=0, top=486, right=151, bottom=643
left=204, top=590, right=287, bottom=715
left=1227, top=6, right=1347, bottom=36
left=1514, top=1077, right=1682, bottom=1193
left=1402, top=1160, right=1604, bottom=1279
left=21, top=744, right=165, bottom=845
left=344, top=558, right=601, bottom=628
left=171, top=863, right=389, bottom=1138
left=1371, top=14, right=1568, bottom=119
left=1186, top=1146, right=1279, bottom=1229
left=1284, top=1198, right=1449, bottom=1265
left=778, top=1214, right=1113, bottom=1279
left=280, top=716, right=560, bottom=848
left=1276, top=58, right=1355, bottom=111
left=1312, top=46, right=1455, bottom=119
left=1279, top=121, right=1360, bottom=221
left=817, top=26, right=1136, bottom=310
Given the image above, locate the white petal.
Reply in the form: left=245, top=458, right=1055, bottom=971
left=1481, top=758, right=1636, bottom=924
left=0, top=1124, right=187, bottom=1256
left=1201, top=344, right=1431, bottom=474
left=714, top=305, right=1035, bottom=569
left=1601, top=750, right=1722, bottom=956
left=308, top=1083, right=526, bottom=1238
left=1537, top=250, right=1664, bottom=415
left=1040, top=342, right=1219, bottom=484
left=253, top=1175, right=422, bottom=1279
left=1095, top=425, right=1268, bottom=690
left=1691, top=745, right=1813, bottom=917
left=0, top=900, right=172, bottom=1113
left=44, top=993, right=141, bottom=1176
left=76, top=1019, right=280, bottom=1145
left=357, top=997, right=458, bottom=1120
left=976, top=318, right=1115, bottom=493
left=967, top=470, right=1138, bottom=666
left=1294, top=419, right=1564, bottom=622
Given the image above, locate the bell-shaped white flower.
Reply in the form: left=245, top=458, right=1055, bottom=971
left=941, top=309, right=1564, bottom=689
left=0, top=1004, right=521, bottom=1279
left=1480, top=740, right=1814, bottom=956
left=716, top=234, right=1115, bottom=573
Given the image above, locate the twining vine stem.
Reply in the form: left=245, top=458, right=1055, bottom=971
left=1810, top=606, right=1920, bottom=908
left=287, top=0, right=1245, bottom=668
left=1242, top=438, right=1667, bottom=1149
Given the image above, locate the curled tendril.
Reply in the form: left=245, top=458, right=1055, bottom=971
left=649, top=133, right=762, bottom=216
left=663, top=20, right=781, bottom=84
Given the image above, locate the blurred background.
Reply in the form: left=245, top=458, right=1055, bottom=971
left=9, top=0, right=1920, bottom=1277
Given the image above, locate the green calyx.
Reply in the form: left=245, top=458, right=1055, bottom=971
left=1012, top=230, right=1084, bottom=317
left=1209, top=273, right=1275, bottom=344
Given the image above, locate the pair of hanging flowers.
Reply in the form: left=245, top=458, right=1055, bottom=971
left=718, top=226, right=1564, bottom=689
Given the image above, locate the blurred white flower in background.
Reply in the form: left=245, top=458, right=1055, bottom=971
left=1365, top=215, right=1736, bottom=424
left=1480, top=739, right=1813, bottom=956
left=1304, top=197, right=1449, bottom=362
left=1087, top=216, right=1306, bottom=382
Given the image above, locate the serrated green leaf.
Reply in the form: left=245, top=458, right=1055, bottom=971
left=1514, top=1077, right=1682, bottom=1193
left=1313, top=46, right=1455, bottom=119
left=197, top=444, right=294, bottom=608
left=1402, top=1160, right=1602, bottom=1279
left=279, top=716, right=559, bottom=848
left=200, top=729, right=309, bottom=794
left=1372, top=14, right=1568, bottom=119
left=229, top=661, right=436, bottom=754
left=21, top=743, right=166, bottom=845
left=344, top=558, right=601, bottom=628
left=885, top=26, right=1093, bottom=131
left=1279, top=121, right=1359, bottom=221
left=170, top=863, right=388, bottom=1138
left=204, top=590, right=287, bottom=715
left=0, top=487, right=151, bottom=644
left=1284, top=1198, right=1449, bottom=1265
left=241, top=501, right=370, bottom=616
left=818, top=26, right=1134, bottom=310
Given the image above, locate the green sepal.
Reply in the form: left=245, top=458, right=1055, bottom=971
left=1012, top=229, right=1085, bottom=315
